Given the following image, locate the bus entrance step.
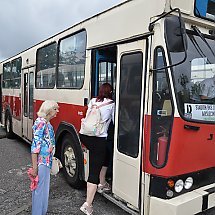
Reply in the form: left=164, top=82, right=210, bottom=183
left=101, top=192, right=139, bottom=215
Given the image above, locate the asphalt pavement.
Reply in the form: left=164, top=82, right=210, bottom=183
left=0, top=132, right=128, bottom=215
left=0, top=126, right=214, bottom=215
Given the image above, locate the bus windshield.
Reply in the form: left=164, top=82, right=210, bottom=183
left=169, top=31, right=215, bottom=122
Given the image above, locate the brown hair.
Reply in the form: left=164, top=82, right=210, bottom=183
left=96, top=83, right=113, bottom=102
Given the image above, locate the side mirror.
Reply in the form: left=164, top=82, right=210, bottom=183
left=165, top=15, right=187, bottom=52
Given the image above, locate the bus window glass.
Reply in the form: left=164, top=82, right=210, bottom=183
left=3, top=62, right=11, bottom=88
left=195, top=0, right=215, bottom=21
left=169, top=32, right=215, bottom=122
left=117, top=52, right=143, bottom=158
left=24, top=73, right=28, bottom=116
left=150, top=47, right=173, bottom=167
left=98, top=61, right=116, bottom=89
left=36, top=43, right=57, bottom=88
left=11, top=57, right=21, bottom=88
left=29, top=72, right=34, bottom=119
left=58, top=30, right=87, bottom=88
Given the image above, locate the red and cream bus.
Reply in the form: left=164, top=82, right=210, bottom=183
left=1, top=0, right=215, bottom=214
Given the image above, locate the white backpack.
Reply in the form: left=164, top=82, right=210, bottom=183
left=80, top=100, right=113, bottom=136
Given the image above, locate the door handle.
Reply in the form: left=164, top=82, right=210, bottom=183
left=184, top=124, right=200, bottom=131
left=207, top=134, right=213, bottom=140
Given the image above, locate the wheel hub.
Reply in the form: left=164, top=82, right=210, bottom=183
left=6, top=119, right=10, bottom=133
left=64, top=146, right=76, bottom=177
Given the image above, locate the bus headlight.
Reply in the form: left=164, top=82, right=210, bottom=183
left=166, top=190, right=174, bottom=198
left=184, top=177, right=193, bottom=189
left=174, top=179, right=184, bottom=193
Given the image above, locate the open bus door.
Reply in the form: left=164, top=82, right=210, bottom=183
left=0, top=74, right=2, bottom=123
left=113, top=40, right=146, bottom=210
left=22, top=68, right=34, bottom=141
left=91, top=47, right=117, bottom=97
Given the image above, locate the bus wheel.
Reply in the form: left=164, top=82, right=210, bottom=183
left=5, top=113, right=14, bottom=139
left=61, top=134, right=83, bottom=188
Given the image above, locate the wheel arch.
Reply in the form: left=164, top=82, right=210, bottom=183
left=55, top=121, right=85, bottom=181
left=5, top=105, right=12, bottom=121
left=4, top=105, right=14, bottom=138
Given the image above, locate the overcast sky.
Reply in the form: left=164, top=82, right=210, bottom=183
left=0, top=0, right=125, bottom=62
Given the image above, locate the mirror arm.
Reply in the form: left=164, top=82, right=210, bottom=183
left=149, top=8, right=181, bottom=32
left=150, top=50, right=187, bottom=72
left=149, top=8, right=187, bottom=72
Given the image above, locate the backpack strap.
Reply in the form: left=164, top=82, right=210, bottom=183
left=97, top=100, right=114, bottom=108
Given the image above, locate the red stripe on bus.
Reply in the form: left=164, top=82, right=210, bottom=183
left=34, top=100, right=87, bottom=133
left=3, top=95, right=21, bottom=120
left=144, top=115, right=215, bottom=176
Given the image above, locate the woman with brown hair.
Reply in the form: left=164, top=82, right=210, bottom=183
left=79, top=83, right=115, bottom=215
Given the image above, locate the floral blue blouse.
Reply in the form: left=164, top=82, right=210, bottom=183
left=31, top=117, right=56, bottom=169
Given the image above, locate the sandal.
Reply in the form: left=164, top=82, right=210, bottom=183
left=80, top=202, right=93, bottom=215
left=97, top=182, right=111, bottom=193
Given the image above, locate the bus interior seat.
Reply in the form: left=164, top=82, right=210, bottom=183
left=58, top=73, right=65, bottom=86
left=49, top=74, right=55, bottom=87
left=43, top=75, right=48, bottom=87
left=67, top=72, right=73, bottom=87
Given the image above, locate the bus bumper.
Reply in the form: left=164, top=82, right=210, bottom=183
left=149, top=183, right=215, bottom=215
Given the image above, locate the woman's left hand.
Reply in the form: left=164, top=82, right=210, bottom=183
left=31, top=167, right=38, bottom=178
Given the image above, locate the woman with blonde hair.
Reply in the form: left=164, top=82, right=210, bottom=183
left=30, top=100, right=59, bottom=215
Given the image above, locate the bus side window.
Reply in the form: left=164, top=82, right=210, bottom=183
left=58, top=30, right=87, bottom=89
left=3, top=62, right=12, bottom=89
left=36, top=42, right=57, bottom=89
left=150, top=47, right=174, bottom=167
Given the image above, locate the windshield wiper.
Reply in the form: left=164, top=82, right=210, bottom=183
left=191, top=25, right=215, bottom=58
left=189, top=34, right=208, bottom=60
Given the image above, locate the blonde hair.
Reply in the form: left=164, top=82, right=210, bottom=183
left=37, top=100, right=59, bottom=118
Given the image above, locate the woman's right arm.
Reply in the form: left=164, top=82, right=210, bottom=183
left=31, top=154, right=38, bottom=177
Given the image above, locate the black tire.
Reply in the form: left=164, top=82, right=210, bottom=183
left=5, top=113, right=14, bottom=139
left=61, top=134, right=84, bottom=189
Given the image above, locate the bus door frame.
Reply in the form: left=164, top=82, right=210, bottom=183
left=112, top=39, right=147, bottom=210
left=22, top=67, right=34, bottom=141
left=0, top=74, right=2, bottom=123
left=91, top=48, right=117, bottom=97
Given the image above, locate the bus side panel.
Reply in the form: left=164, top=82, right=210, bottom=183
left=12, top=96, right=21, bottom=120
left=12, top=118, right=22, bottom=137
left=34, top=99, right=87, bottom=133
left=2, top=95, right=21, bottom=120
left=2, top=95, right=13, bottom=114
left=2, top=94, right=22, bottom=136
left=144, top=115, right=215, bottom=176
